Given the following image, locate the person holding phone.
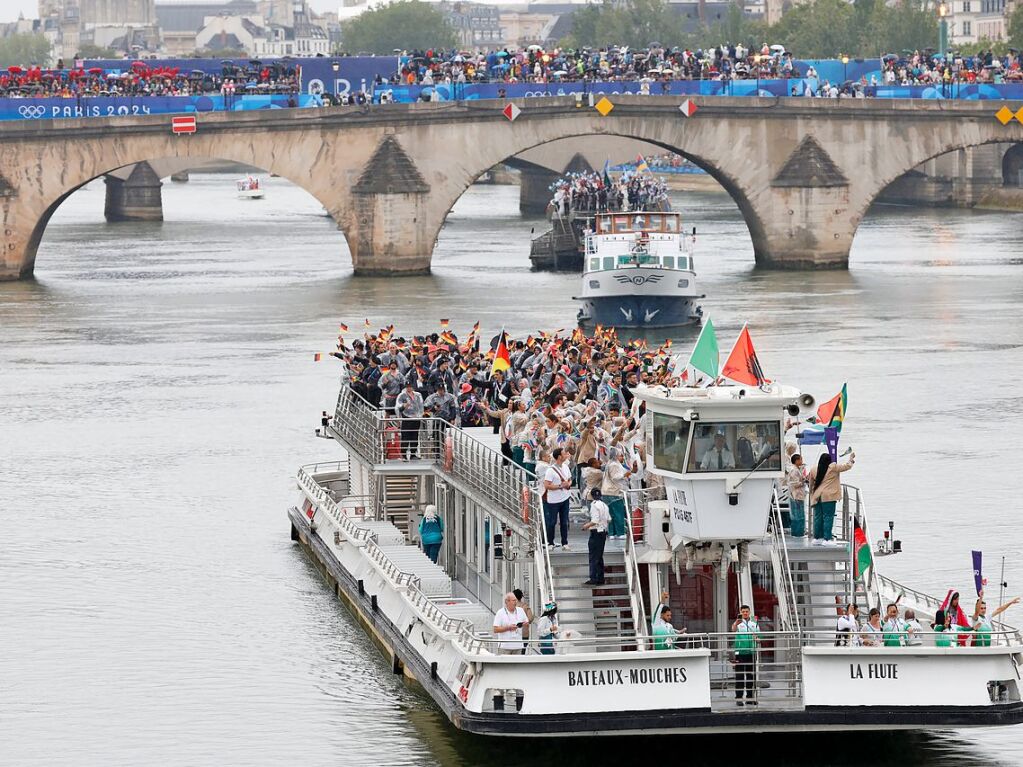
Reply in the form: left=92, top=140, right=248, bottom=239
left=493, top=592, right=529, bottom=655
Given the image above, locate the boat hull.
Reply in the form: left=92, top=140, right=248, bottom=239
left=237, top=190, right=264, bottom=199
left=578, top=294, right=702, bottom=328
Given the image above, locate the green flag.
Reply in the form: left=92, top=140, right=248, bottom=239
left=688, top=319, right=719, bottom=379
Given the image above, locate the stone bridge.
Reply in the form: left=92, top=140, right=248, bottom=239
left=2, top=95, right=1022, bottom=280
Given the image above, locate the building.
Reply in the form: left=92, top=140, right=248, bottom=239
left=976, top=0, right=1010, bottom=40
left=949, top=0, right=980, bottom=45
left=441, top=2, right=503, bottom=47
left=194, top=13, right=266, bottom=52
left=156, top=1, right=259, bottom=55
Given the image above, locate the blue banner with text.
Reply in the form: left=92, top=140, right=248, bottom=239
left=0, top=93, right=323, bottom=121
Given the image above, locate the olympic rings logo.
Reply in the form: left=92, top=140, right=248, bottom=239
left=18, top=105, right=46, bottom=119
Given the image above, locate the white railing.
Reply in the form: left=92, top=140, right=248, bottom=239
left=770, top=489, right=801, bottom=634
left=297, top=464, right=375, bottom=545
left=531, top=486, right=556, bottom=612
left=623, top=509, right=648, bottom=647
left=843, top=484, right=882, bottom=611
left=803, top=628, right=1023, bottom=648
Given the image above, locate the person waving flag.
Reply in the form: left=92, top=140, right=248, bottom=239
left=491, top=329, right=511, bottom=376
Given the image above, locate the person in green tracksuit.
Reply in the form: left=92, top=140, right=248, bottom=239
left=972, top=592, right=1021, bottom=647
left=732, top=605, right=761, bottom=706
left=882, top=603, right=908, bottom=647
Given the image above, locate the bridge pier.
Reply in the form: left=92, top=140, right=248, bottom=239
left=104, top=161, right=163, bottom=222
left=518, top=165, right=560, bottom=215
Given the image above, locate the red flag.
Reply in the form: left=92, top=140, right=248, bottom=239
left=314, top=353, right=322, bottom=362
left=339, top=323, right=349, bottom=332
left=817, top=391, right=842, bottom=425
left=440, top=319, right=450, bottom=327
left=721, top=324, right=767, bottom=386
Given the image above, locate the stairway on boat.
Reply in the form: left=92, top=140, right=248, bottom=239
left=785, top=538, right=854, bottom=633
left=548, top=541, right=637, bottom=650
left=381, top=475, right=420, bottom=540
left=344, top=513, right=494, bottom=633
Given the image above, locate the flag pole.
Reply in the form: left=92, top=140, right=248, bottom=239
left=999, top=555, right=1006, bottom=611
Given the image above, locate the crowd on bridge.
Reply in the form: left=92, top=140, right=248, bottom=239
left=549, top=170, right=670, bottom=215
left=0, top=59, right=299, bottom=99
left=395, top=43, right=808, bottom=87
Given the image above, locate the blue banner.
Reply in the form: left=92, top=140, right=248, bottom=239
left=0, top=93, right=323, bottom=121
left=378, top=78, right=1023, bottom=103
left=83, top=57, right=399, bottom=96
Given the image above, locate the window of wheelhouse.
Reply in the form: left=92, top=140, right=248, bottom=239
left=652, top=413, right=690, bottom=474
left=598, top=217, right=612, bottom=233
left=687, top=421, right=782, bottom=473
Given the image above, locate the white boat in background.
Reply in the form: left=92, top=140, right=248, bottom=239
left=236, top=176, right=264, bottom=199
left=576, top=211, right=703, bottom=328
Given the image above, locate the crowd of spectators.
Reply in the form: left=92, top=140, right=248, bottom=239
left=0, top=59, right=300, bottom=98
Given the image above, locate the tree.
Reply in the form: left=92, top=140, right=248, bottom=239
left=1008, top=2, right=1023, bottom=51
left=76, top=43, right=118, bottom=58
left=342, top=1, right=457, bottom=55
left=0, top=33, right=51, bottom=68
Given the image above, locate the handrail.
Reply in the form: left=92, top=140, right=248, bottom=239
left=844, top=484, right=881, bottom=610
left=297, top=465, right=375, bottom=544
left=876, top=572, right=944, bottom=611
left=623, top=504, right=648, bottom=648
left=770, top=488, right=801, bottom=634
left=531, top=485, right=556, bottom=611
left=802, top=628, right=1023, bottom=648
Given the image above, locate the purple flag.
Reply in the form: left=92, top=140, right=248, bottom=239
left=972, top=550, right=983, bottom=595
left=824, top=427, right=839, bottom=461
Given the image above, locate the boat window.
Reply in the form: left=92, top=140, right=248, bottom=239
left=653, top=413, right=690, bottom=474
left=665, top=216, right=679, bottom=232
left=599, top=217, right=612, bottom=233
left=589, top=258, right=600, bottom=272
left=633, top=214, right=646, bottom=230
left=677, top=257, right=689, bottom=271
left=648, top=214, right=662, bottom=230
left=662, top=256, right=674, bottom=269
left=687, top=421, right=782, bottom=473
left=678, top=278, right=689, bottom=288
left=613, top=215, right=630, bottom=232
left=589, top=280, right=600, bottom=289
left=603, top=256, right=615, bottom=270
left=483, top=514, right=491, bottom=575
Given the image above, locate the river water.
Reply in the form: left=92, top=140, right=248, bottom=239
left=2, top=174, right=1023, bottom=765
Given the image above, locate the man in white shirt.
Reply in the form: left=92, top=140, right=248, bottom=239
left=493, top=591, right=529, bottom=655
left=582, top=488, right=610, bottom=585
left=700, top=433, right=735, bottom=471
left=836, top=603, right=862, bottom=646
left=543, top=447, right=574, bottom=550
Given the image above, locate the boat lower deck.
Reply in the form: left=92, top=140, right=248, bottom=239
left=289, top=506, right=1023, bottom=735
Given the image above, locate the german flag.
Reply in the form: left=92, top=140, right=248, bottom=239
left=491, top=330, right=511, bottom=375
left=440, top=319, right=450, bottom=328
left=440, top=330, right=457, bottom=346
left=364, top=318, right=371, bottom=327
left=339, top=323, right=349, bottom=333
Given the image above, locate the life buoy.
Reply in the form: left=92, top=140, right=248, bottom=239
left=443, top=434, right=454, bottom=471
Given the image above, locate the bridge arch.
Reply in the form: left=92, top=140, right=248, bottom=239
left=420, top=129, right=768, bottom=276
left=1002, top=143, right=1023, bottom=187
left=2, top=123, right=350, bottom=281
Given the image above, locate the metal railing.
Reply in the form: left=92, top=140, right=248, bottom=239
left=329, top=381, right=558, bottom=620
left=803, top=628, right=1023, bottom=648
left=624, top=485, right=665, bottom=545
left=843, top=484, right=881, bottom=611
left=770, top=488, right=801, bottom=634
left=297, top=464, right=376, bottom=545
left=623, top=508, right=648, bottom=647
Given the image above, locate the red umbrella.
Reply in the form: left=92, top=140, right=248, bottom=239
left=8, top=66, right=22, bottom=74
left=88, top=67, right=103, bottom=75
left=131, top=60, right=146, bottom=70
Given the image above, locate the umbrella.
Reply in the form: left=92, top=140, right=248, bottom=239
left=882, top=54, right=898, bottom=61
left=8, top=65, right=22, bottom=74
left=527, top=44, right=543, bottom=52
left=131, top=60, right=146, bottom=70
left=88, top=67, right=103, bottom=74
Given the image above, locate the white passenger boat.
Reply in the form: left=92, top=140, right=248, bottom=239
left=288, top=374, right=1023, bottom=736
left=576, top=211, right=702, bottom=328
left=236, top=176, right=264, bottom=199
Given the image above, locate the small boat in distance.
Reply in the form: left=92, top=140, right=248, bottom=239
left=575, top=211, right=703, bottom=328
left=236, top=176, right=264, bottom=199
